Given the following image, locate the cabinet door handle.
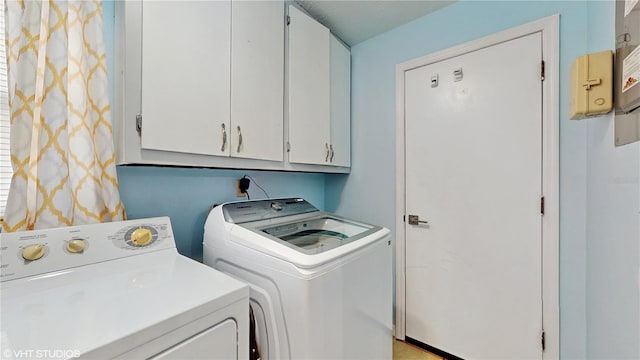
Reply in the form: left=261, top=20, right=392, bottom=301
left=325, top=143, right=330, bottom=162
left=329, top=144, right=334, bottom=162
left=237, top=126, right=243, bottom=153
left=221, top=123, right=227, bottom=152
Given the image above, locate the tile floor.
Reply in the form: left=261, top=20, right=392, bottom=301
left=393, top=339, right=444, bottom=360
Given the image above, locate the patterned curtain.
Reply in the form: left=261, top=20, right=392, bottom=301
left=1, top=0, right=125, bottom=232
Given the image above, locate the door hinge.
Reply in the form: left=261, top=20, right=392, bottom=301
left=541, top=330, right=546, bottom=351
left=135, top=114, right=142, bottom=136
left=286, top=15, right=291, bottom=26
left=286, top=141, right=291, bottom=152
left=403, top=215, right=406, bottom=223
left=541, top=60, right=545, bottom=81
left=540, top=196, right=545, bottom=215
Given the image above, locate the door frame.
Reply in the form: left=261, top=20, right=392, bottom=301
left=395, top=15, right=559, bottom=359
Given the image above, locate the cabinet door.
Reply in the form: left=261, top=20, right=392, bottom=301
left=141, top=1, right=231, bottom=156
left=288, top=6, right=330, bottom=165
left=231, top=1, right=284, bottom=161
left=330, top=35, right=351, bottom=167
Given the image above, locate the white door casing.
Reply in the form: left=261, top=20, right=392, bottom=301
left=395, top=15, right=559, bottom=359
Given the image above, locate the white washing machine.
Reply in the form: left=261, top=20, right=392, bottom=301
left=203, top=198, right=392, bottom=360
left=0, top=217, right=249, bottom=359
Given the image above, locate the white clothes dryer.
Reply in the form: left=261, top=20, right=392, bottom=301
left=1, top=217, right=249, bottom=359
left=203, top=198, right=392, bottom=360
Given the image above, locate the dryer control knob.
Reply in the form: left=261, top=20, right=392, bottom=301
left=130, top=228, right=153, bottom=246
left=22, top=244, right=45, bottom=261
left=67, top=239, right=86, bottom=253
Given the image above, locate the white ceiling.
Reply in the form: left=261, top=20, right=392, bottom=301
left=293, top=0, right=455, bottom=46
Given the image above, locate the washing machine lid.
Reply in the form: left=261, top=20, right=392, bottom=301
left=256, top=215, right=378, bottom=255
left=218, top=198, right=389, bottom=267
left=221, top=198, right=382, bottom=255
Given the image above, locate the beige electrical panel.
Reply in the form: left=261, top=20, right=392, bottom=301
left=569, top=51, right=614, bottom=120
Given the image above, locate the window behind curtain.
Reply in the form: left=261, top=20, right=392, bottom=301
left=0, top=0, right=11, bottom=219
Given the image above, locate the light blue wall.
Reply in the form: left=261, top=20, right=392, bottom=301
left=102, top=1, right=326, bottom=260
left=325, top=1, right=639, bottom=358
left=585, top=1, right=640, bottom=359
left=117, top=167, right=325, bottom=259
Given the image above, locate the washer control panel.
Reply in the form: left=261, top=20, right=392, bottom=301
left=222, top=198, right=319, bottom=224
left=0, top=217, right=176, bottom=282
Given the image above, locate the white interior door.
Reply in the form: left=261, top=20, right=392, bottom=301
left=141, top=1, right=230, bottom=156
left=404, top=32, right=543, bottom=359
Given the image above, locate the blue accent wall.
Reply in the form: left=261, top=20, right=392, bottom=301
left=585, top=1, right=640, bottom=358
left=102, top=1, right=326, bottom=260
left=326, top=1, right=639, bottom=358
left=117, top=167, right=325, bottom=260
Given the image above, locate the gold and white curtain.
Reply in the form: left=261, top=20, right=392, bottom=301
left=1, top=0, right=125, bottom=232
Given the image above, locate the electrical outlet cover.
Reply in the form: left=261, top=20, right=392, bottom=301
left=236, top=179, right=247, bottom=197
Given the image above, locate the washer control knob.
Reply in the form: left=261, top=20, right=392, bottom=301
left=67, top=239, right=86, bottom=253
left=130, top=228, right=153, bottom=247
left=22, top=244, right=45, bottom=261
left=271, top=202, right=282, bottom=211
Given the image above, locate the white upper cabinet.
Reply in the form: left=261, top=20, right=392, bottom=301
left=231, top=1, right=284, bottom=161
left=141, top=1, right=230, bottom=156
left=287, top=6, right=351, bottom=167
left=330, top=35, right=351, bottom=167
left=287, top=6, right=331, bottom=165
left=114, top=1, right=349, bottom=173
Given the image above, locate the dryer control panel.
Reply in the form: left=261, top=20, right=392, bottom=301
left=222, top=198, right=319, bottom=224
left=0, top=217, right=176, bottom=281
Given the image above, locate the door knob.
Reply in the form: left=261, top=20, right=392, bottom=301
left=408, top=215, right=428, bottom=225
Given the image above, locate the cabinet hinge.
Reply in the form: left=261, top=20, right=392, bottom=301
left=286, top=141, right=291, bottom=152
left=541, top=330, right=546, bottom=351
left=286, top=15, right=291, bottom=26
left=540, top=196, right=545, bottom=215
left=403, top=215, right=406, bottom=223
left=541, top=60, right=545, bottom=81
left=135, top=114, right=142, bottom=136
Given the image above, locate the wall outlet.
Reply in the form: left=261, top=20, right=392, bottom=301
left=236, top=179, right=247, bottom=197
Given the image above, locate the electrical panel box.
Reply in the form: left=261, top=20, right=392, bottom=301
left=615, top=0, right=640, bottom=114
left=569, top=51, right=614, bottom=120
left=614, top=0, right=640, bottom=146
